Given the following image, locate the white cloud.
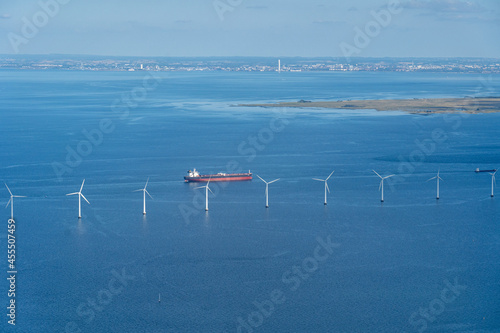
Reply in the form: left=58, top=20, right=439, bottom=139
left=401, top=0, right=485, bottom=13
left=400, top=0, right=497, bottom=21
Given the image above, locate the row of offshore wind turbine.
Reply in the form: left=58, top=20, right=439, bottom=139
left=5, top=169, right=497, bottom=219
left=183, top=169, right=497, bottom=211
left=195, top=174, right=281, bottom=211
left=66, top=178, right=154, bottom=218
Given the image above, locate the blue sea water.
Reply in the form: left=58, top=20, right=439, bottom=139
left=0, top=70, right=499, bottom=333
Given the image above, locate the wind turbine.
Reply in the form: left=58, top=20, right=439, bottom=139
left=134, top=178, right=153, bottom=215
left=313, top=170, right=334, bottom=205
left=427, top=170, right=443, bottom=200
left=195, top=178, right=213, bottom=211
left=256, top=175, right=280, bottom=208
left=373, top=170, right=394, bottom=202
left=66, top=179, right=90, bottom=218
left=5, top=184, right=26, bottom=220
left=489, top=170, right=497, bottom=197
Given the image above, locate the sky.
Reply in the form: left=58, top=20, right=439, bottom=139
left=0, top=0, right=499, bottom=58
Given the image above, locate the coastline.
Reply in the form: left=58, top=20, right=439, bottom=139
left=239, top=97, right=500, bottom=114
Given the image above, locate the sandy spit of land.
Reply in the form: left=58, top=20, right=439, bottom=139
left=239, top=97, right=500, bottom=114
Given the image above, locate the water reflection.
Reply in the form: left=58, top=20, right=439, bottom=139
left=203, top=211, right=210, bottom=227
left=76, top=217, right=85, bottom=235
left=142, top=214, right=149, bottom=235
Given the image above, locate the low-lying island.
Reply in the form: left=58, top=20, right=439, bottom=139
left=240, top=97, right=500, bottom=114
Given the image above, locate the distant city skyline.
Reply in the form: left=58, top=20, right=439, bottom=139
left=0, top=0, right=499, bottom=58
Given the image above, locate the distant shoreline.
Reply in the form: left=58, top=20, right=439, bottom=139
left=239, top=97, right=500, bottom=114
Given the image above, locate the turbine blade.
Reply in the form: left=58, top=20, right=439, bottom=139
left=208, top=187, right=214, bottom=195
left=373, top=170, right=382, bottom=179
left=426, top=176, right=436, bottom=182
left=256, top=175, right=266, bottom=183
left=5, top=198, right=11, bottom=208
left=80, top=179, right=86, bottom=193
left=438, top=176, right=443, bottom=181
left=325, top=182, right=330, bottom=193
left=145, top=177, right=149, bottom=189
left=194, top=186, right=206, bottom=190
left=326, top=170, right=335, bottom=181
left=80, top=193, right=90, bottom=205
left=4, top=183, right=12, bottom=196
left=133, top=189, right=143, bottom=192
left=66, top=192, right=78, bottom=196
left=145, top=190, right=153, bottom=199
left=384, top=174, right=395, bottom=179
left=379, top=180, right=383, bottom=191
left=13, top=195, right=26, bottom=198
left=312, top=178, right=325, bottom=182
left=268, top=179, right=280, bottom=184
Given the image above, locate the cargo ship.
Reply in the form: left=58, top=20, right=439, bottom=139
left=475, top=168, right=497, bottom=173
left=184, top=169, right=253, bottom=182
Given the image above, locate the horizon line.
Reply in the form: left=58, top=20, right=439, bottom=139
left=1, top=54, right=499, bottom=60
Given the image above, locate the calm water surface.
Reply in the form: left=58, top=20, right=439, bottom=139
left=0, top=70, right=499, bottom=332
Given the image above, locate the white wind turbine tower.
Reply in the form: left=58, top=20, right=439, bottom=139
left=66, top=179, right=90, bottom=218
left=134, top=178, right=153, bottom=215
left=313, top=170, right=334, bottom=205
left=257, top=175, right=280, bottom=208
left=427, top=170, right=443, bottom=200
left=5, top=184, right=26, bottom=220
left=195, top=178, right=213, bottom=211
left=373, top=170, right=394, bottom=202
left=489, top=170, right=497, bottom=197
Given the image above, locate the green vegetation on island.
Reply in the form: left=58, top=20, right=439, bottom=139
left=240, top=97, right=500, bottom=114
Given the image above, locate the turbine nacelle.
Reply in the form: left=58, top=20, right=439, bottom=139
left=256, top=175, right=280, bottom=185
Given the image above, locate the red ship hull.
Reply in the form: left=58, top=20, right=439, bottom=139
left=184, top=173, right=252, bottom=182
